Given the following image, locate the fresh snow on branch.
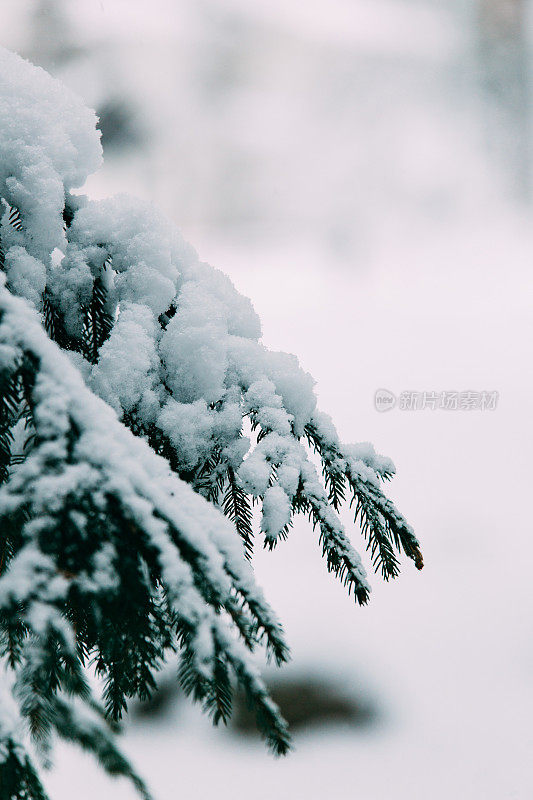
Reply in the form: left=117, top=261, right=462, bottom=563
left=0, top=46, right=421, bottom=799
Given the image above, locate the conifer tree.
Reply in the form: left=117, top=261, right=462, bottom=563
left=0, top=48, right=422, bottom=799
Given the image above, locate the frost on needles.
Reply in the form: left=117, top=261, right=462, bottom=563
left=0, top=47, right=422, bottom=800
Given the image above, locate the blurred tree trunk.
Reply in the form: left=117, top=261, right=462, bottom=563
left=477, top=0, right=531, bottom=198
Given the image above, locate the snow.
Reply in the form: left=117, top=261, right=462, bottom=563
left=0, top=40, right=381, bottom=570
left=0, top=217, right=314, bottom=782
left=263, top=351, right=316, bottom=437
left=160, top=311, right=229, bottom=405
left=0, top=273, right=290, bottom=761
left=69, top=196, right=180, bottom=314
left=156, top=398, right=217, bottom=471
left=0, top=47, right=101, bottom=261
left=3, top=245, right=46, bottom=308
left=2, top=1, right=533, bottom=798
left=91, top=303, right=159, bottom=415
left=260, top=486, right=291, bottom=542
left=344, top=442, right=395, bottom=479
left=0, top=544, right=65, bottom=609
left=48, top=241, right=95, bottom=337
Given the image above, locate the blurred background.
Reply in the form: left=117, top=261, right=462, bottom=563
left=2, top=1, right=533, bottom=797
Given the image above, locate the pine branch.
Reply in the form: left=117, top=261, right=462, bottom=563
left=8, top=206, right=22, bottom=231
left=62, top=200, right=75, bottom=229
left=15, top=620, right=90, bottom=752
left=52, top=697, right=153, bottom=800
left=347, top=470, right=423, bottom=571
left=95, top=600, right=169, bottom=723
left=207, top=653, right=233, bottom=724
left=222, top=466, right=254, bottom=559
left=0, top=360, right=27, bottom=585
left=41, top=289, right=80, bottom=351
left=0, top=740, right=50, bottom=800
left=260, top=463, right=292, bottom=550
left=144, top=423, right=183, bottom=475
left=305, top=422, right=423, bottom=575
left=305, top=429, right=402, bottom=580
left=0, top=367, right=19, bottom=485
left=351, top=490, right=401, bottom=580
left=178, top=635, right=233, bottom=727
left=0, top=608, right=27, bottom=667
left=0, top=43, right=423, bottom=793
left=81, top=276, right=114, bottom=365
left=178, top=616, right=290, bottom=754
left=158, top=302, right=176, bottom=330
left=219, top=562, right=289, bottom=666
left=306, top=492, right=370, bottom=605
left=192, top=449, right=225, bottom=504
left=305, top=424, right=347, bottom=510
left=215, top=628, right=290, bottom=756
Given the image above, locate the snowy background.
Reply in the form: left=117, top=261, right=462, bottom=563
left=2, top=1, right=533, bottom=798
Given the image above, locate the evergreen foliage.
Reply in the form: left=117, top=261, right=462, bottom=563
left=0, top=47, right=422, bottom=799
